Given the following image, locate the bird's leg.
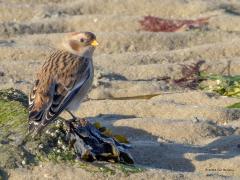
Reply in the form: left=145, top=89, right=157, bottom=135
left=65, top=109, right=77, bottom=122
left=65, top=109, right=88, bottom=126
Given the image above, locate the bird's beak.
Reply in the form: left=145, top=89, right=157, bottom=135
left=91, top=40, right=99, bottom=47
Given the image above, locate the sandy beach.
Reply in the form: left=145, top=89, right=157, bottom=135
left=1, top=0, right=240, bottom=179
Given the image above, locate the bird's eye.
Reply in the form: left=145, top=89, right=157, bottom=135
left=80, top=38, right=85, bottom=43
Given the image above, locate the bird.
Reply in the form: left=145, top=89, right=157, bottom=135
left=28, top=31, right=98, bottom=137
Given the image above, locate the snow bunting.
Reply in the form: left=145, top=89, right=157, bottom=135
left=28, top=32, right=98, bottom=136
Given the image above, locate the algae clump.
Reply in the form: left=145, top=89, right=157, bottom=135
left=0, top=88, right=76, bottom=167
left=0, top=88, right=28, bottom=135
left=0, top=88, right=136, bottom=172
left=0, top=88, right=29, bottom=168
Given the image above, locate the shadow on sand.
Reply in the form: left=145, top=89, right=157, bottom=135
left=87, top=114, right=240, bottom=173
left=0, top=168, right=8, bottom=180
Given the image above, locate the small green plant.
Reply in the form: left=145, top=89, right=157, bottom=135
left=117, top=164, right=145, bottom=175
left=227, top=102, right=240, bottom=109
left=200, top=73, right=240, bottom=108
left=200, top=74, right=240, bottom=97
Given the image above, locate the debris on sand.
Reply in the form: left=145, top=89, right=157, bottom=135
left=139, top=16, right=210, bottom=32
left=173, top=60, right=206, bottom=89
left=66, top=119, right=134, bottom=164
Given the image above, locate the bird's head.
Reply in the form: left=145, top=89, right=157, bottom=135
left=62, top=32, right=98, bottom=56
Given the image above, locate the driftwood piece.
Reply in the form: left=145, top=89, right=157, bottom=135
left=65, top=119, right=134, bottom=164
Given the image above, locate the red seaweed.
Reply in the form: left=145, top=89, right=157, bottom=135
left=139, top=16, right=210, bottom=32
left=173, top=60, right=207, bottom=89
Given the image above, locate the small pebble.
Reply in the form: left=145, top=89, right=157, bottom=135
left=57, top=140, right=62, bottom=145
left=38, top=144, right=43, bottom=149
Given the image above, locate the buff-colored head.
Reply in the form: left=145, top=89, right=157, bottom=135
left=62, top=32, right=98, bottom=56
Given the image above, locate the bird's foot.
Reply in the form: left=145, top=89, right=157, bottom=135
left=64, top=117, right=88, bottom=130
left=68, top=118, right=77, bottom=123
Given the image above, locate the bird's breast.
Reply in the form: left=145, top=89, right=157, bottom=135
left=66, top=59, right=94, bottom=111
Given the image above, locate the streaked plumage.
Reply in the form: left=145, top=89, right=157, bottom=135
left=28, top=32, right=98, bottom=136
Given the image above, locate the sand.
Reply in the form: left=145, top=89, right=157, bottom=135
left=1, top=0, right=240, bottom=179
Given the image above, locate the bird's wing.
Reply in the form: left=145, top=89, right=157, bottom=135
left=29, top=50, right=91, bottom=135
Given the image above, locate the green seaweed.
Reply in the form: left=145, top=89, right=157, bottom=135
left=200, top=74, right=240, bottom=97
left=0, top=99, right=28, bottom=132
left=117, top=164, right=145, bottom=175
left=96, top=164, right=145, bottom=176
left=227, top=102, right=240, bottom=109
left=200, top=74, right=240, bottom=109
left=0, top=88, right=140, bottom=175
left=0, top=88, right=78, bottom=168
left=0, top=88, right=30, bottom=168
